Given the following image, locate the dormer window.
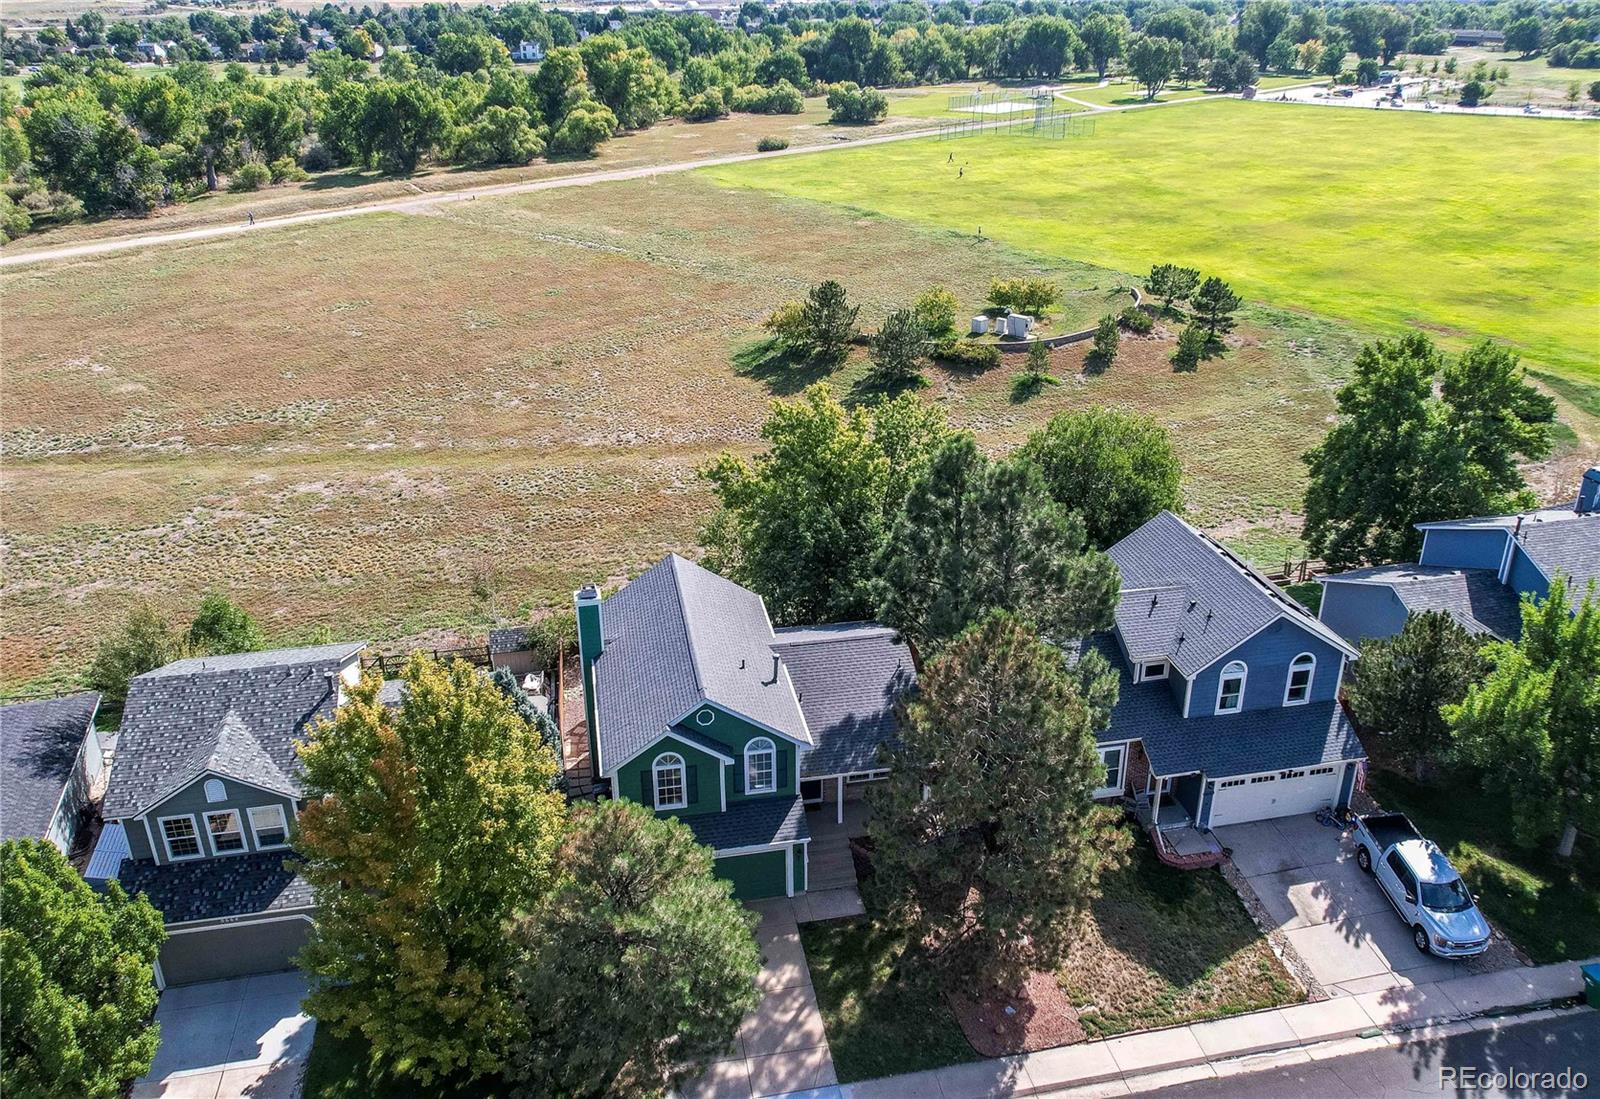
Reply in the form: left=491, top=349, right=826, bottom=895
left=745, top=737, right=776, bottom=794
left=652, top=753, right=687, bottom=810
left=1216, top=661, right=1247, bottom=715
left=1140, top=662, right=1168, bottom=682
left=1284, top=653, right=1315, bottom=706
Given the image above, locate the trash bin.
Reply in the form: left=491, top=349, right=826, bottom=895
left=1583, top=963, right=1600, bottom=1009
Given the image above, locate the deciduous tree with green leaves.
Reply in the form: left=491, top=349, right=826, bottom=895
left=1446, top=578, right=1600, bottom=858
left=912, top=286, right=959, bottom=340
left=1345, top=611, right=1489, bottom=782
left=508, top=801, right=761, bottom=1099
left=875, top=435, right=1120, bottom=651
left=1301, top=333, right=1554, bottom=570
left=701, top=384, right=950, bottom=623
left=1019, top=407, right=1183, bottom=549
left=1, top=839, right=165, bottom=1099
left=1127, top=35, right=1181, bottom=99
left=868, top=611, right=1129, bottom=990
left=295, top=655, right=567, bottom=1084
left=187, top=592, right=264, bottom=654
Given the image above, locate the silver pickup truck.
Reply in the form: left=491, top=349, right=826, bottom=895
left=1351, top=813, right=1492, bottom=958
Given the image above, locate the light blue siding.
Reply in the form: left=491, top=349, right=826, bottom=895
left=1318, top=581, right=1410, bottom=644
left=1420, top=528, right=1508, bottom=571
left=1504, top=545, right=1550, bottom=602
left=1190, top=619, right=1346, bottom=717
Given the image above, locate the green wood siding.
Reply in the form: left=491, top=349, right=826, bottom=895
left=715, top=849, right=789, bottom=900
left=613, top=738, right=726, bottom=818
left=672, top=706, right=797, bottom=805
left=139, top=774, right=297, bottom=865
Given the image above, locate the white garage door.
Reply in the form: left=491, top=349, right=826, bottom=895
left=1208, top=765, right=1342, bottom=828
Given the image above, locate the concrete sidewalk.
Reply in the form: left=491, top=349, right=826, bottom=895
left=822, top=955, right=1593, bottom=1099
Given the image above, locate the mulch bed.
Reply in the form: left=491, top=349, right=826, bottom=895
left=948, top=971, right=1086, bottom=1057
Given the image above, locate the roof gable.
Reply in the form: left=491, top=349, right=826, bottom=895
left=0, top=692, right=99, bottom=842
left=1517, top=520, right=1600, bottom=592
left=1107, top=512, right=1355, bottom=678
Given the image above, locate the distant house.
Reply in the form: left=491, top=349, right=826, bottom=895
left=511, top=39, right=545, bottom=62
left=1318, top=468, right=1600, bottom=645
left=1084, top=512, right=1365, bottom=843
left=574, top=555, right=913, bottom=899
left=101, top=642, right=365, bottom=988
left=134, top=39, right=168, bottom=62
left=0, top=692, right=105, bottom=857
left=1448, top=28, right=1506, bottom=48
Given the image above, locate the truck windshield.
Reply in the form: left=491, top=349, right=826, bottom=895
left=1419, top=877, right=1472, bottom=912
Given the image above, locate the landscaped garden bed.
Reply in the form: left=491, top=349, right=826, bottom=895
left=1057, top=834, right=1305, bottom=1039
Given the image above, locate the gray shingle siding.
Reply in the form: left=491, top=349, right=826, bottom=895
left=774, top=623, right=914, bottom=778
left=1, top=693, right=99, bottom=843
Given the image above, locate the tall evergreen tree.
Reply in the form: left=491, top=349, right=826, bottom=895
left=509, top=801, right=761, bottom=1098
left=875, top=435, right=1120, bottom=652
left=295, top=655, right=567, bottom=1084
left=1446, top=578, right=1600, bottom=858
left=1189, top=276, right=1242, bottom=345
left=868, top=612, right=1128, bottom=990
left=868, top=307, right=931, bottom=388
left=796, top=279, right=859, bottom=367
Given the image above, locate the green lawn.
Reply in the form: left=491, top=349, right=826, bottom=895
left=1367, top=771, right=1600, bottom=964
left=703, top=98, right=1600, bottom=385
left=1058, top=834, right=1303, bottom=1038
left=799, top=917, right=979, bottom=1083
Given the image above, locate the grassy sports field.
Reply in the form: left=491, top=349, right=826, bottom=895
left=704, top=97, right=1600, bottom=386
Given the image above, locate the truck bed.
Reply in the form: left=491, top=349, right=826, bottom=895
left=1360, top=813, right=1420, bottom=851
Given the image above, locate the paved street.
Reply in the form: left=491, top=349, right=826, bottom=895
left=1129, top=1010, right=1600, bottom=1098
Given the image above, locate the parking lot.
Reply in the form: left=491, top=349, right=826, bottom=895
left=1214, top=814, right=1518, bottom=997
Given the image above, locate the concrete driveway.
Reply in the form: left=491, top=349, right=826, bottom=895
left=1214, top=815, right=1508, bottom=997
left=132, top=971, right=315, bottom=1099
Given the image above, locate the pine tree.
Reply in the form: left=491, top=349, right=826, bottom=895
left=868, top=307, right=931, bottom=388
left=796, top=279, right=859, bottom=367
left=1190, top=276, right=1242, bottom=346
left=1086, top=313, right=1119, bottom=372
left=509, top=801, right=761, bottom=1098
left=295, top=655, right=567, bottom=1084
left=868, top=612, right=1129, bottom=990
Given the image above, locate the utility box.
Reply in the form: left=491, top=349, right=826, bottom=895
left=971, top=316, right=989, bottom=335
left=1002, top=313, right=1033, bottom=338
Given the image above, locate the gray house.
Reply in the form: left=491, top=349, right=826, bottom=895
left=1, top=692, right=105, bottom=857
left=101, top=642, right=364, bottom=988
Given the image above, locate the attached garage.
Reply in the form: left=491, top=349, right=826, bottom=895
left=157, top=914, right=312, bottom=988
left=713, top=848, right=792, bottom=900
left=1206, top=765, right=1343, bottom=829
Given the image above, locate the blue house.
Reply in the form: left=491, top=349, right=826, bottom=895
left=1087, top=512, right=1365, bottom=843
left=575, top=555, right=913, bottom=899
left=1318, top=468, right=1600, bottom=644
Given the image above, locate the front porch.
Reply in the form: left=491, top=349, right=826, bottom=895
left=1125, top=746, right=1224, bottom=868
left=798, top=795, right=868, bottom=921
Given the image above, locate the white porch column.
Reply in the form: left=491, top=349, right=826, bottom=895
left=836, top=775, right=845, bottom=825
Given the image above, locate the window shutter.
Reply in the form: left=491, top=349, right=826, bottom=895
left=639, top=770, right=653, bottom=808
left=687, top=765, right=699, bottom=805
left=777, top=746, right=790, bottom=791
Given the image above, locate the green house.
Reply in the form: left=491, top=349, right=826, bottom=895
left=577, top=555, right=914, bottom=900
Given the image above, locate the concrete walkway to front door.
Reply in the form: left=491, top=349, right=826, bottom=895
left=680, top=899, right=840, bottom=1099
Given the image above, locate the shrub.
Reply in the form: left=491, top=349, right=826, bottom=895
left=683, top=90, right=730, bottom=122
left=227, top=160, right=272, bottom=192
left=1458, top=79, right=1493, bottom=107
left=1119, top=306, right=1154, bottom=334
left=826, top=81, right=888, bottom=124
left=1086, top=314, right=1119, bottom=373
left=550, top=100, right=619, bottom=157
left=732, top=81, right=805, bottom=114
left=269, top=156, right=308, bottom=183
left=1012, top=368, right=1060, bottom=400
left=987, top=276, right=1060, bottom=319
left=756, top=136, right=790, bottom=152
left=932, top=339, right=1001, bottom=370
left=301, top=142, right=335, bottom=172
left=1171, top=323, right=1207, bottom=372
left=912, top=286, right=959, bottom=339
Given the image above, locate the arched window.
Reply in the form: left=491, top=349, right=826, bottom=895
left=1216, top=661, right=1247, bottom=715
left=1285, top=653, right=1316, bottom=706
left=652, top=753, right=687, bottom=809
left=745, top=737, right=776, bottom=794
left=203, top=778, right=227, bottom=803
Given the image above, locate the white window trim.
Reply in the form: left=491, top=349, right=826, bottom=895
left=1284, top=652, right=1316, bottom=707
left=247, top=805, right=290, bottom=850
left=652, top=753, right=688, bottom=811
left=204, top=809, right=247, bottom=856
left=1140, top=662, right=1168, bottom=682
left=744, top=737, right=777, bottom=795
left=1215, top=661, right=1247, bottom=715
left=1094, top=744, right=1126, bottom=798
left=158, top=813, right=204, bottom=862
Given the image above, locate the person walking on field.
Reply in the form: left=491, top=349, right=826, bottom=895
left=247, top=212, right=254, bottom=225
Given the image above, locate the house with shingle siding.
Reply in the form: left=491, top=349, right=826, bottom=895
left=1318, top=468, right=1600, bottom=644
left=574, top=555, right=914, bottom=899
left=100, top=642, right=364, bottom=988
left=1, top=692, right=105, bottom=857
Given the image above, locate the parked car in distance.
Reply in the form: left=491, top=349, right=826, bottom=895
left=1352, top=812, right=1492, bottom=957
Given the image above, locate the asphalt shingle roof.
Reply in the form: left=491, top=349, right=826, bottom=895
left=488, top=627, right=530, bottom=655
left=1108, top=511, right=1355, bottom=677
left=676, top=795, right=809, bottom=851
left=115, top=852, right=314, bottom=925
left=0, top=693, right=99, bottom=842
left=773, top=623, right=914, bottom=778
left=103, top=643, right=363, bottom=819
left=1320, top=565, right=1523, bottom=639
left=594, top=555, right=810, bottom=776
left=1518, top=519, right=1600, bottom=592
left=1080, top=635, right=1364, bottom=778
